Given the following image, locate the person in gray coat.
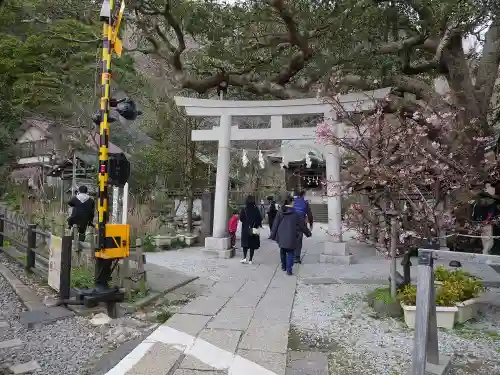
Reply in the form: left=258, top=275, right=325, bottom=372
left=270, top=196, right=311, bottom=275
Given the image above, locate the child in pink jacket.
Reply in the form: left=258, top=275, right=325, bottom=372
left=228, top=210, right=239, bottom=249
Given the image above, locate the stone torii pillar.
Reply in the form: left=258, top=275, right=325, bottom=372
left=206, top=114, right=233, bottom=257
left=321, top=114, right=354, bottom=264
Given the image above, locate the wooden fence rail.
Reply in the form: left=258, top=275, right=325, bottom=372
left=0, top=212, right=146, bottom=299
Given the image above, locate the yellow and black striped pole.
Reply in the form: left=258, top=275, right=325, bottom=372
left=97, top=0, right=114, bottom=254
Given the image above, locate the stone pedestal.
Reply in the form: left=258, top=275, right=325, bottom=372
left=320, top=241, right=356, bottom=264
left=203, top=237, right=234, bottom=259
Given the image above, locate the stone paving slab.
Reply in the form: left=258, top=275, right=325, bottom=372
left=180, top=295, right=230, bottom=316
left=285, top=368, right=328, bottom=375
left=224, top=291, right=264, bottom=308
left=238, top=349, right=287, bottom=375
left=9, top=360, right=41, bottom=375
left=166, top=314, right=212, bottom=336
left=125, top=343, right=182, bottom=375
left=198, top=328, right=242, bottom=353
left=239, top=321, right=289, bottom=354
left=174, top=370, right=227, bottom=375
left=206, top=278, right=247, bottom=298
left=0, top=338, right=23, bottom=349
left=20, top=306, right=74, bottom=328
left=287, top=351, right=328, bottom=375
left=252, top=308, right=293, bottom=324
left=142, top=262, right=199, bottom=294
left=179, top=355, right=216, bottom=371
left=207, top=306, right=254, bottom=330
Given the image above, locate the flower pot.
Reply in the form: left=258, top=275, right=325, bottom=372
left=176, top=234, right=185, bottom=243
left=456, top=298, right=480, bottom=324
left=184, top=235, right=197, bottom=246
left=401, top=303, right=457, bottom=329
left=154, top=235, right=174, bottom=247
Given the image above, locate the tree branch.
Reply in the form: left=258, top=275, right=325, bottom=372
left=268, top=0, right=314, bottom=86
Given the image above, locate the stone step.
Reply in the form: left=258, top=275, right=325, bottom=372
left=0, top=338, right=23, bottom=349
left=0, top=321, right=9, bottom=329
left=9, top=360, right=41, bottom=375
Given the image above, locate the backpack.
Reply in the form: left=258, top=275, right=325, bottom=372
left=293, top=197, right=308, bottom=218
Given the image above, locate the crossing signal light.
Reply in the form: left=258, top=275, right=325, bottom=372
left=108, top=153, right=130, bottom=187
left=116, top=98, right=142, bottom=121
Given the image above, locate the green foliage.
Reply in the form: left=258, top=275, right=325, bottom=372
left=434, top=265, right=474, bottom=282
left=0, top=0, right=143, bottom=166
left=397, top=284, right=417, bottom=306
left=368, top=287, right=396, bottom=304
left=70, top=266, right=94, bottom=289
left=155, top=309, right=173, bottom=323
left=141, top=233, right=156, bottom=252
left=398, top=271, right=486, bottom=307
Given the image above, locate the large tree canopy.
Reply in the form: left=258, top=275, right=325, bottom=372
left=130, top=0, right=500, bottom=127
left=0, top=0, right=144, bottom=168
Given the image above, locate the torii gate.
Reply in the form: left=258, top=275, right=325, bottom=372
left=174, top=88, right=390, bottom=264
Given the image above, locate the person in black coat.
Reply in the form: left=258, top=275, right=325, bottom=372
left=68, top=185, right=95, bottom=241
left=239, top=195, right=263, bottom=264
left=267, top=196, right=278, bottom=235
left=270, top=196, right=311, bottom=275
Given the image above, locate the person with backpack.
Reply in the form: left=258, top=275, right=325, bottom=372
left=266, top=196, right=278, bottom=235
left=67, top=185, right=95, bottom=241
left=270, top=195, right=312, bottom=275
left=291, top=190, right=314, bottom=263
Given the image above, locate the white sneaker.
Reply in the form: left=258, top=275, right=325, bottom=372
left=248, top=261, right=253, bottom=265
left=240, top=258, right=248, bottom=264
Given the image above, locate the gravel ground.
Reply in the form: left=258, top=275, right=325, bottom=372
left=0, top=252, right=155, bottom=375
left=291, top=283, right=500, bottom=375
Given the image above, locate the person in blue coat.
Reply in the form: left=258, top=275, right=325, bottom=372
left=270, top=196, right=311, bottom=275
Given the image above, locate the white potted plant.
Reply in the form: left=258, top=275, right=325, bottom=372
left=399, top=284, right=457, bottom=329
left=184, top=233, right=197, bottom=246
left=433, top=266, right=485, bottom=324
left=154, top=228, right=176, bottom=248
left=398, top=271, right=485, bottom=329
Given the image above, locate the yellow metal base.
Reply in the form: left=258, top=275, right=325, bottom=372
left=95, top=223, right=130, bottom=259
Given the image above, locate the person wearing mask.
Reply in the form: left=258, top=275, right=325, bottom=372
left=291, top=190, right=313, bottom=263
left=270, top=195, right=311, bottom=275
left=239, top=195, right=262, bottom=264
left=68, top=185, right=95, bottom=241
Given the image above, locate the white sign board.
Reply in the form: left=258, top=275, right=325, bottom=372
left=48, top=235, right=62, bottom=291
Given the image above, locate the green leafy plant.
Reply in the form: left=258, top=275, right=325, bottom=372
left=70, top=266, right=94, bottom=289
left=156, top=309, right=173, bottom=323
left=142, top=233, right=156, bottom=252
left=368, top=287, right=396, bottom=304
left=434, top=265, right=474, bottom=282
left=397, top=284, right=417, bottom=306
left=435, top=280, right=463, bottom=306
left=398, top=273, right=485, bottom=306
left=434, top=265, right=451, bottom=282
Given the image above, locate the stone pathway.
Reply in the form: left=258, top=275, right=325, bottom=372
left=0, top=320, right=41, bottom=374
left=105, top=231, right=333, bottom=375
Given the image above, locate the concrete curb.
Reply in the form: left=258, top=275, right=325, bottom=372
left=0, top=263, right=45, bottom=311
